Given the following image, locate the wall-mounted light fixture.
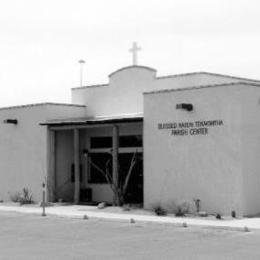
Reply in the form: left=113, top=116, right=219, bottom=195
left=176, top=103, right=193, bottom=112
left=3, top=119, right=18, bottom=124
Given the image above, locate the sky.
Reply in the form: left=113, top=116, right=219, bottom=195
left=1, top=0, right=260, bottom=107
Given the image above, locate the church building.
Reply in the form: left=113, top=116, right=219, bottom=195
left=1, top=44, right=260, bottom=216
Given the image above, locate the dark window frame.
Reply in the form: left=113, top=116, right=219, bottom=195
left=88, top=152, right=112, bottom=184
left=90, top=136, right=112, bottom=149
left=90, top=135, right=142, bottom=149
left=88, top=134, right=143, bottom=184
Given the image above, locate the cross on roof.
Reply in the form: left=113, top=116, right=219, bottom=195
left=129, top=42, right=141, bottom=65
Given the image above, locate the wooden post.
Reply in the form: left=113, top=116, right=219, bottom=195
left=47, top=129, right=56, bottom=202
left=112, top=125, right=119, bottom=205
left=73, top=128, right=80, bottom=204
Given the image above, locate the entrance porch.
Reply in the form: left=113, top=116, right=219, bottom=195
left=44, top=116, right=143, bottom=206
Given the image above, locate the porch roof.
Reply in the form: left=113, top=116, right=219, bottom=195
left=41, top=113, right=143, bottom=126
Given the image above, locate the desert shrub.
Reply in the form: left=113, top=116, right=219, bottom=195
left=216, top=213, right=222, bottom=220
left=175, top=200, right=193, bottom=217
left=153, top=205, right=167, bottom=216
left=10, top=188, right=34, bottom=205
left=20, top=188, right=34, bottom=205
left=175, top=206, right=186, bottom=217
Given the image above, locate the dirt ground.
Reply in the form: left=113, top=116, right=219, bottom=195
left=0, top=212, right=259, bottom=260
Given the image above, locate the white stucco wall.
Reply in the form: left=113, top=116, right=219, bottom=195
left=71, top=66, right=156, bottom=117
left=144, top=85, right=244, bottom=216
left=240, top=86, right=260, bottom=216
left=71, top=67, right=259, bottom=118
left=3, top=63, right=260, bottom=213
left=0, top=103, right=86, bottom=202
left=155, top=73, right=260, bottom=91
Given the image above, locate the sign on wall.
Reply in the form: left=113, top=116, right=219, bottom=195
left=158, top=120, right=224, bottom=136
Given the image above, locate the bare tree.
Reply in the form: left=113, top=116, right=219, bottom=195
left=88, top=151, right=138, bottom=206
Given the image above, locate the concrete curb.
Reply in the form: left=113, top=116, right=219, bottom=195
left=0, top=205, right=259, bottom=232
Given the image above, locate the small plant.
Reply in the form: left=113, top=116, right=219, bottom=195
left=216, top=213, right=222, bottom=220
left=175, top=206, right=186, bottom=217
left=153, top=205, right=167, bottom=216
left=10, top=188, right=34, bottom=205
left=175, top=201, right=191, bottom=217
left=20, top=188, right=34, bottom=205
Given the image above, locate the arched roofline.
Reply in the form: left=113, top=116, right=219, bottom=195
left=108, top=65, right=157, bottom=78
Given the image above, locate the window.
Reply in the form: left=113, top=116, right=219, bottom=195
left=88, top=135, right=143, bottom=185
left=88, top=153, right=112, bottom=183
left=118, top=153, right=143, bottom=203
left=118, top=153, right=143, bottom=182
left=90, top=135, right=142, bottom=149
left=90, top=137, right=112, bottom=149
left=119, top=135, right=142, bottom=147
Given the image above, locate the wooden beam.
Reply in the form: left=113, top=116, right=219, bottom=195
left=47, top=129, right=56, bottom=202
left=112, top=125, right=119, bottom=205
left=73, top=129, right=80, bottom=204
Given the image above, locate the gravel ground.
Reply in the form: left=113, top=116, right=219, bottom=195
left=0, top=212, right=259, bottom=260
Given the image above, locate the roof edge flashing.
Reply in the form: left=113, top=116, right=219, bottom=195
left=144, top=82, right=260, bottom=95
left=71, top=84, right=109, bottom=91
left=109, top=65, right=157, bottom=78
left=0, top=102, right=86, bottom=111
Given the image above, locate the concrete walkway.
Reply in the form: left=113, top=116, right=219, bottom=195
left=0, top=204, right=260, bottom=231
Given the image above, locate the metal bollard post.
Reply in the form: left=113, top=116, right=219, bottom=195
left=42, top=182, right=46, bottom=216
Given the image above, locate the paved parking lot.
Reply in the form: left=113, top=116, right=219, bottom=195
left=0, top=212, right=260, bottom=259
